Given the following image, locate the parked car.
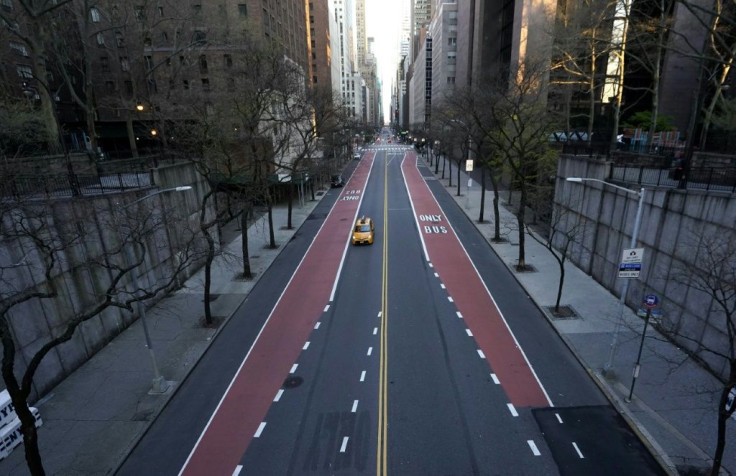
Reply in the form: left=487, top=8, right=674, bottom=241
left=353, top=152, right=361, bottom=160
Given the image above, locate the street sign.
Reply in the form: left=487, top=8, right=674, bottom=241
left=642, top=294, right=659, bottom=309
left=622, top=248, right=644, bottom=263
left=465, top=159, right=474, bottom=172
left=619, top=248, right=644, bottom=278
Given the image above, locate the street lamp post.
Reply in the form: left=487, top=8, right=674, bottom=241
left=566, top=178, right=646, bottom=375
left=122, top=186, right=192, bottom=394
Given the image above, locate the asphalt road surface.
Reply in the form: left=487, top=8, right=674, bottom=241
left=118, top=129, right=664, bottom=476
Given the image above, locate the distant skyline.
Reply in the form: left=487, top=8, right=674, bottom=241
left=366, top=0, right=402, bottom=123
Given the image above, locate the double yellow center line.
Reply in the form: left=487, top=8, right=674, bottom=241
left=377, top=152, right=389, bottom=475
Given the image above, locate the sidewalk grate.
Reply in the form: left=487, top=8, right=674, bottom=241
left=544, top=305, right=580, bottom=320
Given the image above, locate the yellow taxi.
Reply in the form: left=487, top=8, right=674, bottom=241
left=352, top=216, right=375, bottom=245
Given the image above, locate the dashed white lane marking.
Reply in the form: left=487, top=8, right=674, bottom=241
left=448, top=296, right=454, bottom=302
left=274, top=389, right=284, bottom=402
left=477, top=349, right=486, bottom=359
left=429, top=263, right=434, bottom=268
left=352, top=400, right=359, bottom=413
left=465, top=329, right=473, bottom=337
left=491, top=373, right=500, bottom=384
left=254, top=422, right=267, bottom=438
left=360, top=371, right=366, bottom=382
left=340, top=437, right=349, bottom=453
left=233, top=465, right=243, bottom=476
left=440, top=284, right=446, bottom=289
left=324, top=305, right=330, bottom=312
left=456, top=311, right=463, bottom=319
left=434, top=272, right=439, bottom=277
left=314, top=322, right=321, bottom=329
left=303, top=341, right=310, bottom=350
left=572, top=442, right=584, bottom=458
left=527, top=440, right=541, bottom=456
left=555, top=413, right=563, bottom=424
left=367, top=347, right=373, bottom=356
left=373, top=327, right=378, bottom=335
left=290, top=364, right=298, bottom=374
left=378, top=311, right=382, bottom=318
left=507, top=403, right=518, bottom=417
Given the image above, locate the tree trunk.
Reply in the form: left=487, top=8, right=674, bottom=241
left=202, top=227, right=214, bottom=325
left=267, top=199, right=276, bottom=249
left=441, top=155, right=446, bottom=179
left=711, top=365, right=735, bottom=476
left=555, top=259, right=565, bottom=312
left=456, top=161, right=461, bottom=196
left=491, top=172, right=501, bottom=241
left=517, top=184, right=527, bottom=268
left=126, top=112, right=139, bottom=158
left=241, top=206, right=252, bottom=279
left=478, top=167, right=486, bottom=222
left=287, top=184, right=293, bottom=230
left=448, top=160, right=453, bottom=187
left=1, top=330, right=44, bottom=475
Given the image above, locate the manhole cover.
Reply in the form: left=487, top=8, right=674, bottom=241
left=283, top=376, right=303, bottom=388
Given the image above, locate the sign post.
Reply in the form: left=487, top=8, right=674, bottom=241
left=626, top=294, right=659, bottom=402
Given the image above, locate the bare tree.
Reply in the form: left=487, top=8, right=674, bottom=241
left=486, top=64, right=560, bottom=270
left=0, top=189, right=198, bottom=474
left=666, top=229, right=736, bottom=476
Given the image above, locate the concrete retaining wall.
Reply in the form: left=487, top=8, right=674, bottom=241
left=1, top=161, right=213, bottom=400
left=555, top=156, right=736, bottom=377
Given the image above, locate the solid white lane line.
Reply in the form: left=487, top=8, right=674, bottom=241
left=360, top=371, right=366, bottom=382
left=352, top=400, right=359, bottom=413
left=477, top=349, right=486, bottom=359
left=507, top=403, right=518, bottom=417
left=434, top=272, right=439, bottom=277
left=367, top=347, right=373, bottom=356
left=528, top=440, right=541, bottom=456
left=340, top=437, right=349, bottom=453
left=466, top=329, right=473, bottom=337
left=314, top=322, right=321, bottom=329
left=373, top=327, right=378, bottom=335
left=290, top=364, right=298, bottom=374
left=555, top=413, right=563, bottom=424
left=254, top=422, right=267, bottom=438
left=491, top=373, right=500, bottom=384
left=456, top=311, right=463, bottom=318
left=324, top=305, right=330, bottom=312
left=303, top=341, right=310, bottom=350
left=233, top=465, right=243, bottom=476
left=448, top=296, right=454, bottom=302
left=440, top=284, right=446, bottom=289
left=573, top=442, right=584, bottom=458
left=274, top=389, right=284, bottom=402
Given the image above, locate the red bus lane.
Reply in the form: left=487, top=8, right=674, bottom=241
left=180, top=154, right=376, bottom=476
left=401, top=153, right=551, bottom=408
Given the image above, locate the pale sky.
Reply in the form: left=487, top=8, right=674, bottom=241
left=366, top=0, right=402, bottom=122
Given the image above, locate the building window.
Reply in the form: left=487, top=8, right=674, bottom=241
left=312, top=75, right=317, bottom=83
left=166, top=57, right=172, bottom=66
left=90, top=7, right=101, bottom=22
left=145, top=55, right=153, bottom=70
left=193, top=4, right=201, bottom=14
left=124, top=80, right=133, bottom=95
left=105, top=80, right=115, bottom=93
left=144, top=36, right=152, bottom=47
left=201, top=78, right=210, bottom=91
left=158, top=6, right=164, bottom=16
left=100, top=56, right=110, bottom=72
left=96, top=33, right=105, bottom=46
left=161, top=31, right=168, bottom=41
left=9, top=41, right=29, bottom=56
left=448, top=37, right=456, bottom=46
left=199, top=55, right=207, bottom=73
left=115, top=31, right=124, bottom=47
left=193, top=30, right=206, bottom=43
left=148, top=79, right=157, bottom=93
left=183, top=79, right=189, bottom=90
left=311, top=52, right=316, bottom=60
left=16, top=64, right=32, bottom=79
left=224, top=54, right=232, bottom=68
left=120, top=57, right=130, bottom=71
left=238, top=4, right=247, bottom=16
left=447, top=76, right=455, bottom=84
left=134, top=6, right=145, bottom=21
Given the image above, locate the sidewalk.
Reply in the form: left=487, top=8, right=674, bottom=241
left=423, top=154, right=734, bottom=475
left=0, top=193, right=327, bottom=475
